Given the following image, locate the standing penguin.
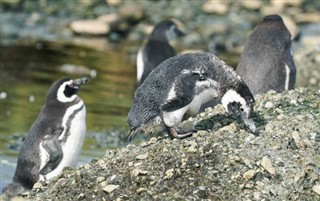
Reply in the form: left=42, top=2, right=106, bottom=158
left=2, top=77, right=88, bottom=197
left=127, top=52, right=256, bottom=141
left=137, top=19, right=185, bottom=85
left=237, top=14, right=296, bottom=95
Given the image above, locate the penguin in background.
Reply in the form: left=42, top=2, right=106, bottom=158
left=236, top=14, right=296, bottom=95
left=127, top=52, right=256, bottom=141
left=2, top=77, right=88, bottom=197
left=136, top=19, right=186, bottom=85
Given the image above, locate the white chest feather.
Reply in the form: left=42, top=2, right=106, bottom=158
left=163, top=87, right=218, bottom=127
left=39, top=100, right=86, bottom=180
left=136, top=48, right=144, bottom=82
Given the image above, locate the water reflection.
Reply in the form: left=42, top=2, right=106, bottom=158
left=0, top=41, right=137, bottom=189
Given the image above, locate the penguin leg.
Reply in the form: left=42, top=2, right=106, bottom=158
left=166, top=126, right=194, bottom=139
left=39, top=129, right=64, bottom=175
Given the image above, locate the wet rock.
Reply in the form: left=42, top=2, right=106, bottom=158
left=70, top=19, right=110, bottom=35
left=239, top=0, right=262, bottom=10
left=119, top=4, right=145, bottom=24
left=202, top=0, right=228, bottom=15
left=106, top=0, right=122, bottom=7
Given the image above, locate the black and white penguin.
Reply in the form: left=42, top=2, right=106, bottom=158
left=136, top=19, right=185, bottom=85
left=237, top=14, right=296, bottom=95
left=127, top=52, right=256, bottom=141
left=2, top=77, right=88, bottom=197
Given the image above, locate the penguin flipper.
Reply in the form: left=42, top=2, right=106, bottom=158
left=39, top=129, right=63, bottom=175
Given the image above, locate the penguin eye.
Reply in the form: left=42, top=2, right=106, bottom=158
left=240, top=108, right=244, bottom=112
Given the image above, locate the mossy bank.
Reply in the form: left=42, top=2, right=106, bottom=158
left=2, top=88, right=319, bottom=201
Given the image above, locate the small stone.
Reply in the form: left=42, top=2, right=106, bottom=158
left=312, top=184, right=320, bottom=195
left=57, top=178, right=67, bottom=187
left=149, top=137, right=157, bottom=144
left=164, top=168, right=174, bottom=179
left=103, top=185, right=119, bottom=193
left=84, top=164, right=91, bottom=170
left=135, top=154, right=148, bottom=160
left=290, top=99, right=297, bottom=105
left=294, top=171, right=305, bottom=184
left=292, top=131, right=301, bottom=145
left=97, top=176, right=105, bottom=183
left=131, top=169, right=148, bottom=176
left=264, top=101, right=274, bottom=108
left=33, top=182, right=43, bottom=189
left=137, top=187, right=145, bottom=193
left=187, top=141, right=198, bottom=153
left=253, top=192, right=261, bottom=199
left=243, top=170, right=256, bottom=179
left=261, top=156, right=276, bottom=175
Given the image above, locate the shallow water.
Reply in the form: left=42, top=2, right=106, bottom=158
left=0, top=41, right=138, bottom=190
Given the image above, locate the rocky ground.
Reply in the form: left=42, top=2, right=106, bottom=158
left=1, top=0, right=320, bottom=200
left=1, top=88, right=319, bottom=200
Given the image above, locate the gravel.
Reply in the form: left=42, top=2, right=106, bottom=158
left=1, top=88, right=318, bottom=201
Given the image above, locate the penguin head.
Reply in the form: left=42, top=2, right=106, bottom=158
left=221, top=81, right=255, bottom=120
left=47, top=77, right=88, bottom=103
left=150, top=19, right=186, bottom=41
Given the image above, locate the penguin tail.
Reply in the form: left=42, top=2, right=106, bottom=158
left=126, top=129, right=137, bottom=143
left=2, top=182, right=27, bottom=197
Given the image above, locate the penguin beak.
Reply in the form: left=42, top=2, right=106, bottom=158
left=72, top=77, right=89, bottom=88
left=240, top=114, right=257, bottom=134
left=227, top=102, right=257, bottom=134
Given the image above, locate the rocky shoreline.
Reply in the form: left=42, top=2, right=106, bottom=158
left=1, top=88, right=318, bottom=200
left=1, top=0, right=320, bottom=200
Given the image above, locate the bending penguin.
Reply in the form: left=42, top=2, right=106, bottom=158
left=127, top=52, right=256, bottom=141
left=237, top=14, right=296, bottom=95
left=2, top=77, right=88, bottom=197
left=137, top=19, right=185, bottom=85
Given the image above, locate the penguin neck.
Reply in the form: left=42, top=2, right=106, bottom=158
left=149, top=30, right=168, bottom=42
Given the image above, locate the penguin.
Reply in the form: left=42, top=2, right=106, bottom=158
left=2, top=77, right=88, bottom=197
left=136, top=19, right=185, bottom=85
left=127, top=52, right=256, bottom=141
left=236, top=14, right=296, bottom=95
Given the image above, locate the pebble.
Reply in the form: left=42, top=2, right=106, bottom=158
left=135, top=153, right=148, bottom=160
left=312, top=184, right=320, bottom=195
left=103, top=185, right=119, bottom=193
left=131, top=168, right=148, bottom=176
left=164, top=168, right=174, bottom=179
left=243, top=170, right=256, bottom=179
left=261, top=156, right=276, bottom=175
left=264, top=102, right=274, bottom=109
left=33, top=182, right=43, bottom=189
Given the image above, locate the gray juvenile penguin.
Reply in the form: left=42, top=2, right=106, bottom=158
left=237, top=14, right=296, bottom=95
left=137, top=19, right=185, bottom=85
left=127, top=52, right=256, bottom=141
left=2, top=77, right=88, bottom=197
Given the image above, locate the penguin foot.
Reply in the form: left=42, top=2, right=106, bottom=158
left=166, top=126, right=194, bottom=139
